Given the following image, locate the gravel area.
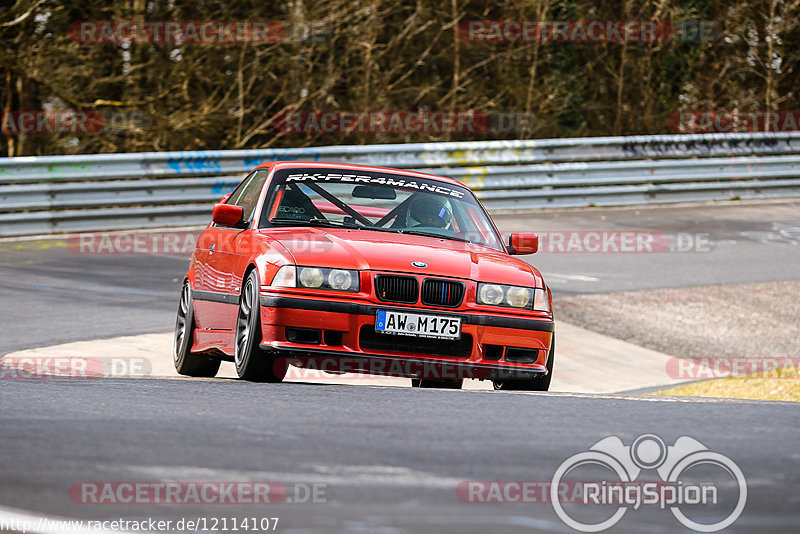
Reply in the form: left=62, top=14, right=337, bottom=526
left=554, top=280, right=800, bottom=359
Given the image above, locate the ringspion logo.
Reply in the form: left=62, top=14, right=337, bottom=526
left=551, top=434, right=746, bottom=532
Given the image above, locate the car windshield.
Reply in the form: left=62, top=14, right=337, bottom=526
left=259, top=168, right=504, bottom=250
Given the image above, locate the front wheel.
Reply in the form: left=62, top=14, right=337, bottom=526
left=235, top=270, right=286, bottom=383
left=493, top=336, right=555, bottom=391
left=174, top=280, right=221, bottom=377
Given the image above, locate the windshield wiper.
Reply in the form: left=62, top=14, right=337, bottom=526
left=270, top=217, right=361, bottom=229
left=399, top=229, right=470, bottom=243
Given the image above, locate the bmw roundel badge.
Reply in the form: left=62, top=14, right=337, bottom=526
left=411, top=261, right=427, bottom=268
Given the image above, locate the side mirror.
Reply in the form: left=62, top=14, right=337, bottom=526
left=212, top=204, right=246, bottom=228
left=508, top=232, right=538, bottom=255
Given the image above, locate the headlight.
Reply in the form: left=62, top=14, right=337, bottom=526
left=506, top=286, right=532, bottom=308
left=477, top=283, right=546, bottom=311
left=478, top=284, right=504, bottom=305
left=328, top=269, right=354, bottom=291
left=271, top=266, right=359, bottom=292
left=299, top=267, right=324, bottom=288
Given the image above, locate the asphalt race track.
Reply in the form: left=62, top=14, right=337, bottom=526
left=0, top=380, right=797, bottom=533
left=1, top=200, right=799, bottom=533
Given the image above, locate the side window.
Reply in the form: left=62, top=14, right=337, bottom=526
left=225, top=170, right=270, bottom=224
left=224, top=174, right=253, bottom=208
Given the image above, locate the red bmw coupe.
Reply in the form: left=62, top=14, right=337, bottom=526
left=174, top=162, right=554, bottom=390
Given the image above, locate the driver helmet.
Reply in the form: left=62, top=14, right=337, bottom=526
left=408, top=196, right=452, bottom=228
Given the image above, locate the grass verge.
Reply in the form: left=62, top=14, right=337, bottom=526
left=654, top=367, right=799, bottom=402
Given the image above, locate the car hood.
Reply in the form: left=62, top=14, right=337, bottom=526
left=258, top=227, right=541, bottom=287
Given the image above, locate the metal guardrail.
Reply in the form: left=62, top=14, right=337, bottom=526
left=1, top=132, right=799, bottom=236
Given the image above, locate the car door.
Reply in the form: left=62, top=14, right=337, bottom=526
left=190, top=221, right=218, bottom=332
left=203, top=169, right=271, bottom=330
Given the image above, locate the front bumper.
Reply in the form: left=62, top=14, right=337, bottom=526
left=258, top=293, right=554, bottom=380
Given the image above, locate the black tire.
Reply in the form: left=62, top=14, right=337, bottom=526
left=235, top=270, right=286, bottom=382
left=411, top=378, right=464, bottom=389
left=493, top=336, right=555, bottom=391
left=174, top=280, right=221, bottom=377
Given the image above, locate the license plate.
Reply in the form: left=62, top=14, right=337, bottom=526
left=375, top=310, right=461, bottom=340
